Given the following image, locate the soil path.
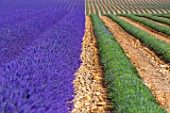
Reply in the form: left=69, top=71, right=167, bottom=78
left=72, top=16, right=113, bottom=113
left=113, top=5, right=121, bottom=14
left=118, top=6, right=126, bottom=14
left=88, top=2, right=91, bottom=15
left=98, top=0, right=107, bottom=14
left=139, top=17, right=170, bottom=27
left=102, top=1, right=111, bottom=14
left=95, top=2, right=102, bottom=16
left=109, top=0, right=121, bottom=14
left=118, top=16, right=170, bottom=44
left=91, top=1, right=96, bottom=14
left=101, top=16, right=170, bottom=113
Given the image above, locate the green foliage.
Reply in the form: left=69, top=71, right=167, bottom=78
left=120, top=14, right=170, bottom=36
left=154, top=14, right=170, bottom=19
left=90, top=14, right=167, bottom=113
left=93, top=2, right=98, bottom=15
left=96, top=0, right=104, bottom=15
left=89, top=0, right=93, bottom=14
left=135, top=14, right=170, bottom=25
left=86, top=0, right=89, bottom=15
left=107, top=14, right=170, bottom=62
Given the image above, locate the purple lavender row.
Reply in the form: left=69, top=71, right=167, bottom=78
left=0, top=0, right=57, bottom=11
left=0, top=10, right=69, bottom=64
left=0, top=10, right=85, bottom=113
left=0, top=0, right=73, bottom=12
left=0, top=0, right=83, bottom=32
left=0, top=0, right=85, bottom=112
left=0, top=11, right=46, bottom=29
left=0, top=0, right=69, bottom=27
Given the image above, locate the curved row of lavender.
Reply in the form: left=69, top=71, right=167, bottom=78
left=0, top=0, right=85, bottom=112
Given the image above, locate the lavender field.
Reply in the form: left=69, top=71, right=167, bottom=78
left=0, top=0, right=85, bottom=112
left=1, top=0, right=170, bottom=113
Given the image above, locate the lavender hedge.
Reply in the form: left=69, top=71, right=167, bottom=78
left=0, top=0, right=85, bottom=113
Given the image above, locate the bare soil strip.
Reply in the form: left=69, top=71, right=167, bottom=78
left=118, top=16, right=170, bottom=44
left=118, top=6, right=126, bottom=14
left=134, top=7, right=142, bottom=14
left=151, top=9, right=161, bottom=14
left=72, top=16, right=113, bottom=113
left=139, top=17, right=170, bottom=27
left=129, top=0, right=137, bottom=5
left=91, top=1, right=96, bottom=14
left=145, top=9, right=152, bottom=14
left=101, top=0, right=111, bottom=14
left=138, top=9, right=146, bottom=14
left=95, top=2, right=102, bottom=16
left=155, top=9, right=162, bottom=13
left=126, top=9, right=131, bottom=14
left=112, top=5, right=121, bottom=14
left=101, top=16, right=170, bottom=113
left=104, top=0, right=116, bottom=15
left=126, top=5, right=137, bottom=14
left=129, top=9, right=136, bottom=14
left=98, top=0, right=107, bottom=14
left=85, top=0, right=170, bottom=15
left=88, top=2, right=91, bottom=15
left=109, top=0, right=121, bottom=14
left=160, top=9, right=168, bottom=14
left=126, top=7, right=137, bottom=14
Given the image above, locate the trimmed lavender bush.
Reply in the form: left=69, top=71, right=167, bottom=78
left=0, top=0, right=85, bottom=113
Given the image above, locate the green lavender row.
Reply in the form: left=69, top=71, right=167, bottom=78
left=154, top=14, right=170, bottom=19
left=90, top=14, right=166, bottom=113
left=120, top=14, right=170, bottom=36
left=135, top=14, right=170, bottom=25
left=107, top=14, right=170, bottom=62
left=86, top=0, right=89, bottom=15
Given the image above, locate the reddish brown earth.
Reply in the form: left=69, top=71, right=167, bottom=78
left=101, top=1, right=111, bottom=14
left=88, top=3, right=91, bottom=15
left=98, top=1, right=107, bottom=14
left=91, top=2, right=96, bottom=14
left=95, top=2, right=102, bottom=16
left=118, top=16, right=170, bottom=44
left=101, top=16, right=170, bottom=113
left=85, top=0, right=170, bottom=15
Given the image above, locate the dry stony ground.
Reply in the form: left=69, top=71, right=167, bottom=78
left=72, top=16, right=113, bottom=113
left=72, top=14, right=170, bottom=112
left=101, top=16, right=170, bottom=113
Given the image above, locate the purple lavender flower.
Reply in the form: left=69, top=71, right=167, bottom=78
left=0, top=0, right=85, bottom=112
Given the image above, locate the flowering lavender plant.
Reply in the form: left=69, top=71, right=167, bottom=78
left=0, top=0, right=85, bottom=112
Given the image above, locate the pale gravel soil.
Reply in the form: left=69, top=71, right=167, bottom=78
left=101, top=16, right=170, bottom=113
left=72, top=16, right=113, bottom=113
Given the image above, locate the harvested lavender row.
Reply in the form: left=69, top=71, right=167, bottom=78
left=0, top=0, right=85, bottom=113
